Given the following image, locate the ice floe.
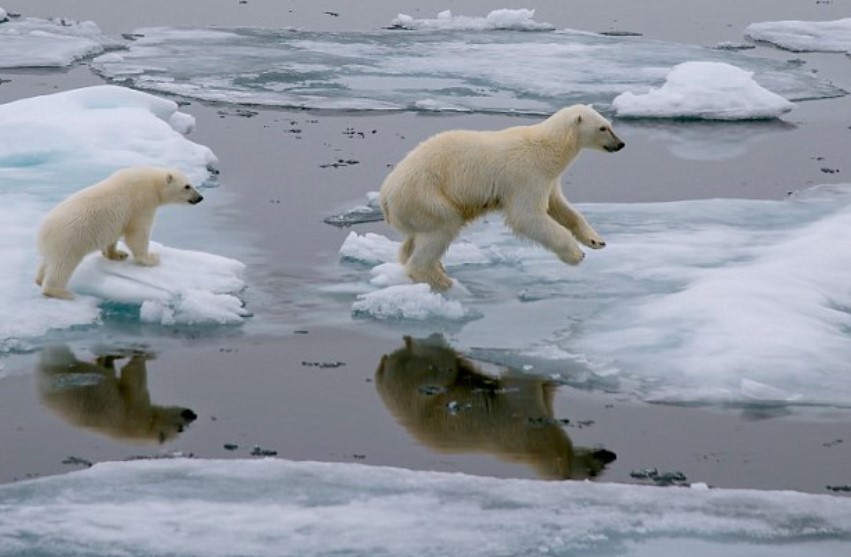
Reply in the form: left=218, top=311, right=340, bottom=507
left=90, top=11, right=844, bottom=116
left=746, top=17, right=851, bottom=54
left=0, top=15, right=121, bottom=68
left=332, top=185, right=851, bottom=410
left=0, top=85, right=246, bottom=356
left=0, top=458, right=849, bottom=557
left=612, top=61, right=795, bottom=120
left=389, top=8, right=556, bottom=31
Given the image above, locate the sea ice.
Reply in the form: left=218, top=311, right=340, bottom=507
left=332, top=185, right=851, bottom=410
left=0, top=85, right=246, bottom=357
left=746, top=17, right=851, bottom=54
left=90, top=11, right=844, bottom=116
left=389, top=8, right=556, bottom=31
left=0, top=458, right=849, bottom=557
left=0, top=15, right=121, bottom=68
left=612, top=61, right=795, bottom=120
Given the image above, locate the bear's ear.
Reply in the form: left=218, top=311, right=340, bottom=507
left=166, top=173, right=174, bottom=184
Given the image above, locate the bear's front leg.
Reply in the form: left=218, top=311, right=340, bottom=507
left=102, top=241, right=129, bottom=261
left=124, top=228, right=160, bottom=267
left=505, top=206, right=586, bottom=265
left=548, top=191, right=606, bottom=250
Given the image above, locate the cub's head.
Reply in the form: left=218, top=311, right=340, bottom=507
left=159, top=168, right=204, bottom=205
left=573, top=104, right=625, bottom=153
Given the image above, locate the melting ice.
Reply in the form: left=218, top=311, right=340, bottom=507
left=612, top=61, right=795, bottom=120
left=331, top=185, right=851, bottom=410
left=0, top=14, right=121, bottom=68
left=90, top=9, right=844, bottom=116
left=1, top=458, right=850, bottom=557
left=0, top=85, right=248, bottom=357
left=746, top=17, right=851, bottom=54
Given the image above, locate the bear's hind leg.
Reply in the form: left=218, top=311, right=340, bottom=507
left=406, top=229, right=456, bottom=291
left=35, top=261, right=45, bottom=286
left=399, top=236, right=415, bottom=264
left=41, top=257, right=82, bottom=300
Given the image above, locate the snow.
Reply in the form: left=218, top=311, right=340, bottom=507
left=746, top=17, right=851, bottom=54
left=0, top=458, right=849, bottom=557
left=332, top=185, right=851, bottom=410
left=389, top=8, right=556, bottom=31
left=89, top=15, right=843, bottom=116
left=0, top=85, right=247, bottom=356
left=612, top=61, right=795, bottom=120
left=0, top=15, right=121, bottom=68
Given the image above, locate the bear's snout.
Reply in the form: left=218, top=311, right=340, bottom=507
left=189, top=193, right=204, bottom=205
left=606, top=141, right=625, bottom=152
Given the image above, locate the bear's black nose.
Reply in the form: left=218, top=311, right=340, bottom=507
left=181, top=408, right=198, bottom=422
left=189, top=195, right=204, bottom=205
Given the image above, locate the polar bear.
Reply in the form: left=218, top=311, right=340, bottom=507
left=37, top=345, right=197, bottom=443
left=375, top=335, right=617, bottom=480
left=35, top=166, right=204, bottom=299
left=379, top=104, right=624, bottom=289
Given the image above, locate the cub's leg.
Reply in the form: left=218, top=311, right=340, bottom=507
left=548, top=190, right=605, bottom=249
left=124, top=227, right=159, bottom=266
left=41, top=256, right=83, bottom=299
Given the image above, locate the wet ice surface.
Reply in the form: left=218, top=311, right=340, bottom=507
left=0, top=85, right=248, bottom=358
left=1, top=458, right=850, bottom=557
left=612, top=61, right=795, bottom=120
left=329, top=185, right=851, bottom=411
left=89, top=9, right=844, bottom=116
left=746, top=17, right=851, bottom=54
left=0, top=15, right=121, bottom=68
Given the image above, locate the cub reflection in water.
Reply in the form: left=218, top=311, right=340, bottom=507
left=375, top=336, right=616, bottom=480
left=37, top=345, right=197, bottom=444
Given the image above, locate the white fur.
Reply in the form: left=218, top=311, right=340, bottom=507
left=379, top=104, right=625, bottom=289
left=35, top=166, right=204, bottom=299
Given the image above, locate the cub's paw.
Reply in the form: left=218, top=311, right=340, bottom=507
left=136, top=253, right=161, bottom=267
left=103, top=249, right=129, bottom=261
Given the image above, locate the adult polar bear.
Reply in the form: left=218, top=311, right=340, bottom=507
left=36, top=166, right=204, bottom=299
left=380, top=104, right=625, bottom=290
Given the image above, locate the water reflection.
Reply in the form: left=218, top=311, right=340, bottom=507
left=376, top=336, right=616, bottom=480
left=36, top=345, right=197, bottom=444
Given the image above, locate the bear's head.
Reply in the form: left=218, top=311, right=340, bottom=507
left=573, top=104, right=625, bottom=153
left=159, top=169, right=204, bottom=205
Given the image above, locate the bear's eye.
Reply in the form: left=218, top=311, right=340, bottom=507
left=599, top=126, right=607, bottom=132
left=184, top=185, right=191, bottom=190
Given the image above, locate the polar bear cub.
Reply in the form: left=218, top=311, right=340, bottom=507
left=36, top=166, right=204, bottom=299
left=379, top=104, right=625, bottom=290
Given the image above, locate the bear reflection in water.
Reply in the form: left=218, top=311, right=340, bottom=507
left=37, top=345, right=197, bottom=444
left=375, top=336, right=616, bottom=480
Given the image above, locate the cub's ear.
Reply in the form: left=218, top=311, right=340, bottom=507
left=166, top=173, right=174, bottom=184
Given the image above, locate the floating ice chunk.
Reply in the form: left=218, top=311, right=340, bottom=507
left=389, top=8, right=556, bottom=31
left=353, top=283, right=469, bottom=321
left=746, top=17, right=851, bottom=53
left=0, top=8, right=7, bottom=23
left=1, top=458, right=850, bottom=557
left=70, top=242, right=248, bottom=326
left=0, top=86, right=237, bottom=354
left=339, top=231, right=397, bottom=265
left=0, top=16, right=121, bottom=68
left=612, top=61, right=795, bottom=120
left=332, top=185, right=851, bottom=409
left=91, top=23, right=843, bottom=114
